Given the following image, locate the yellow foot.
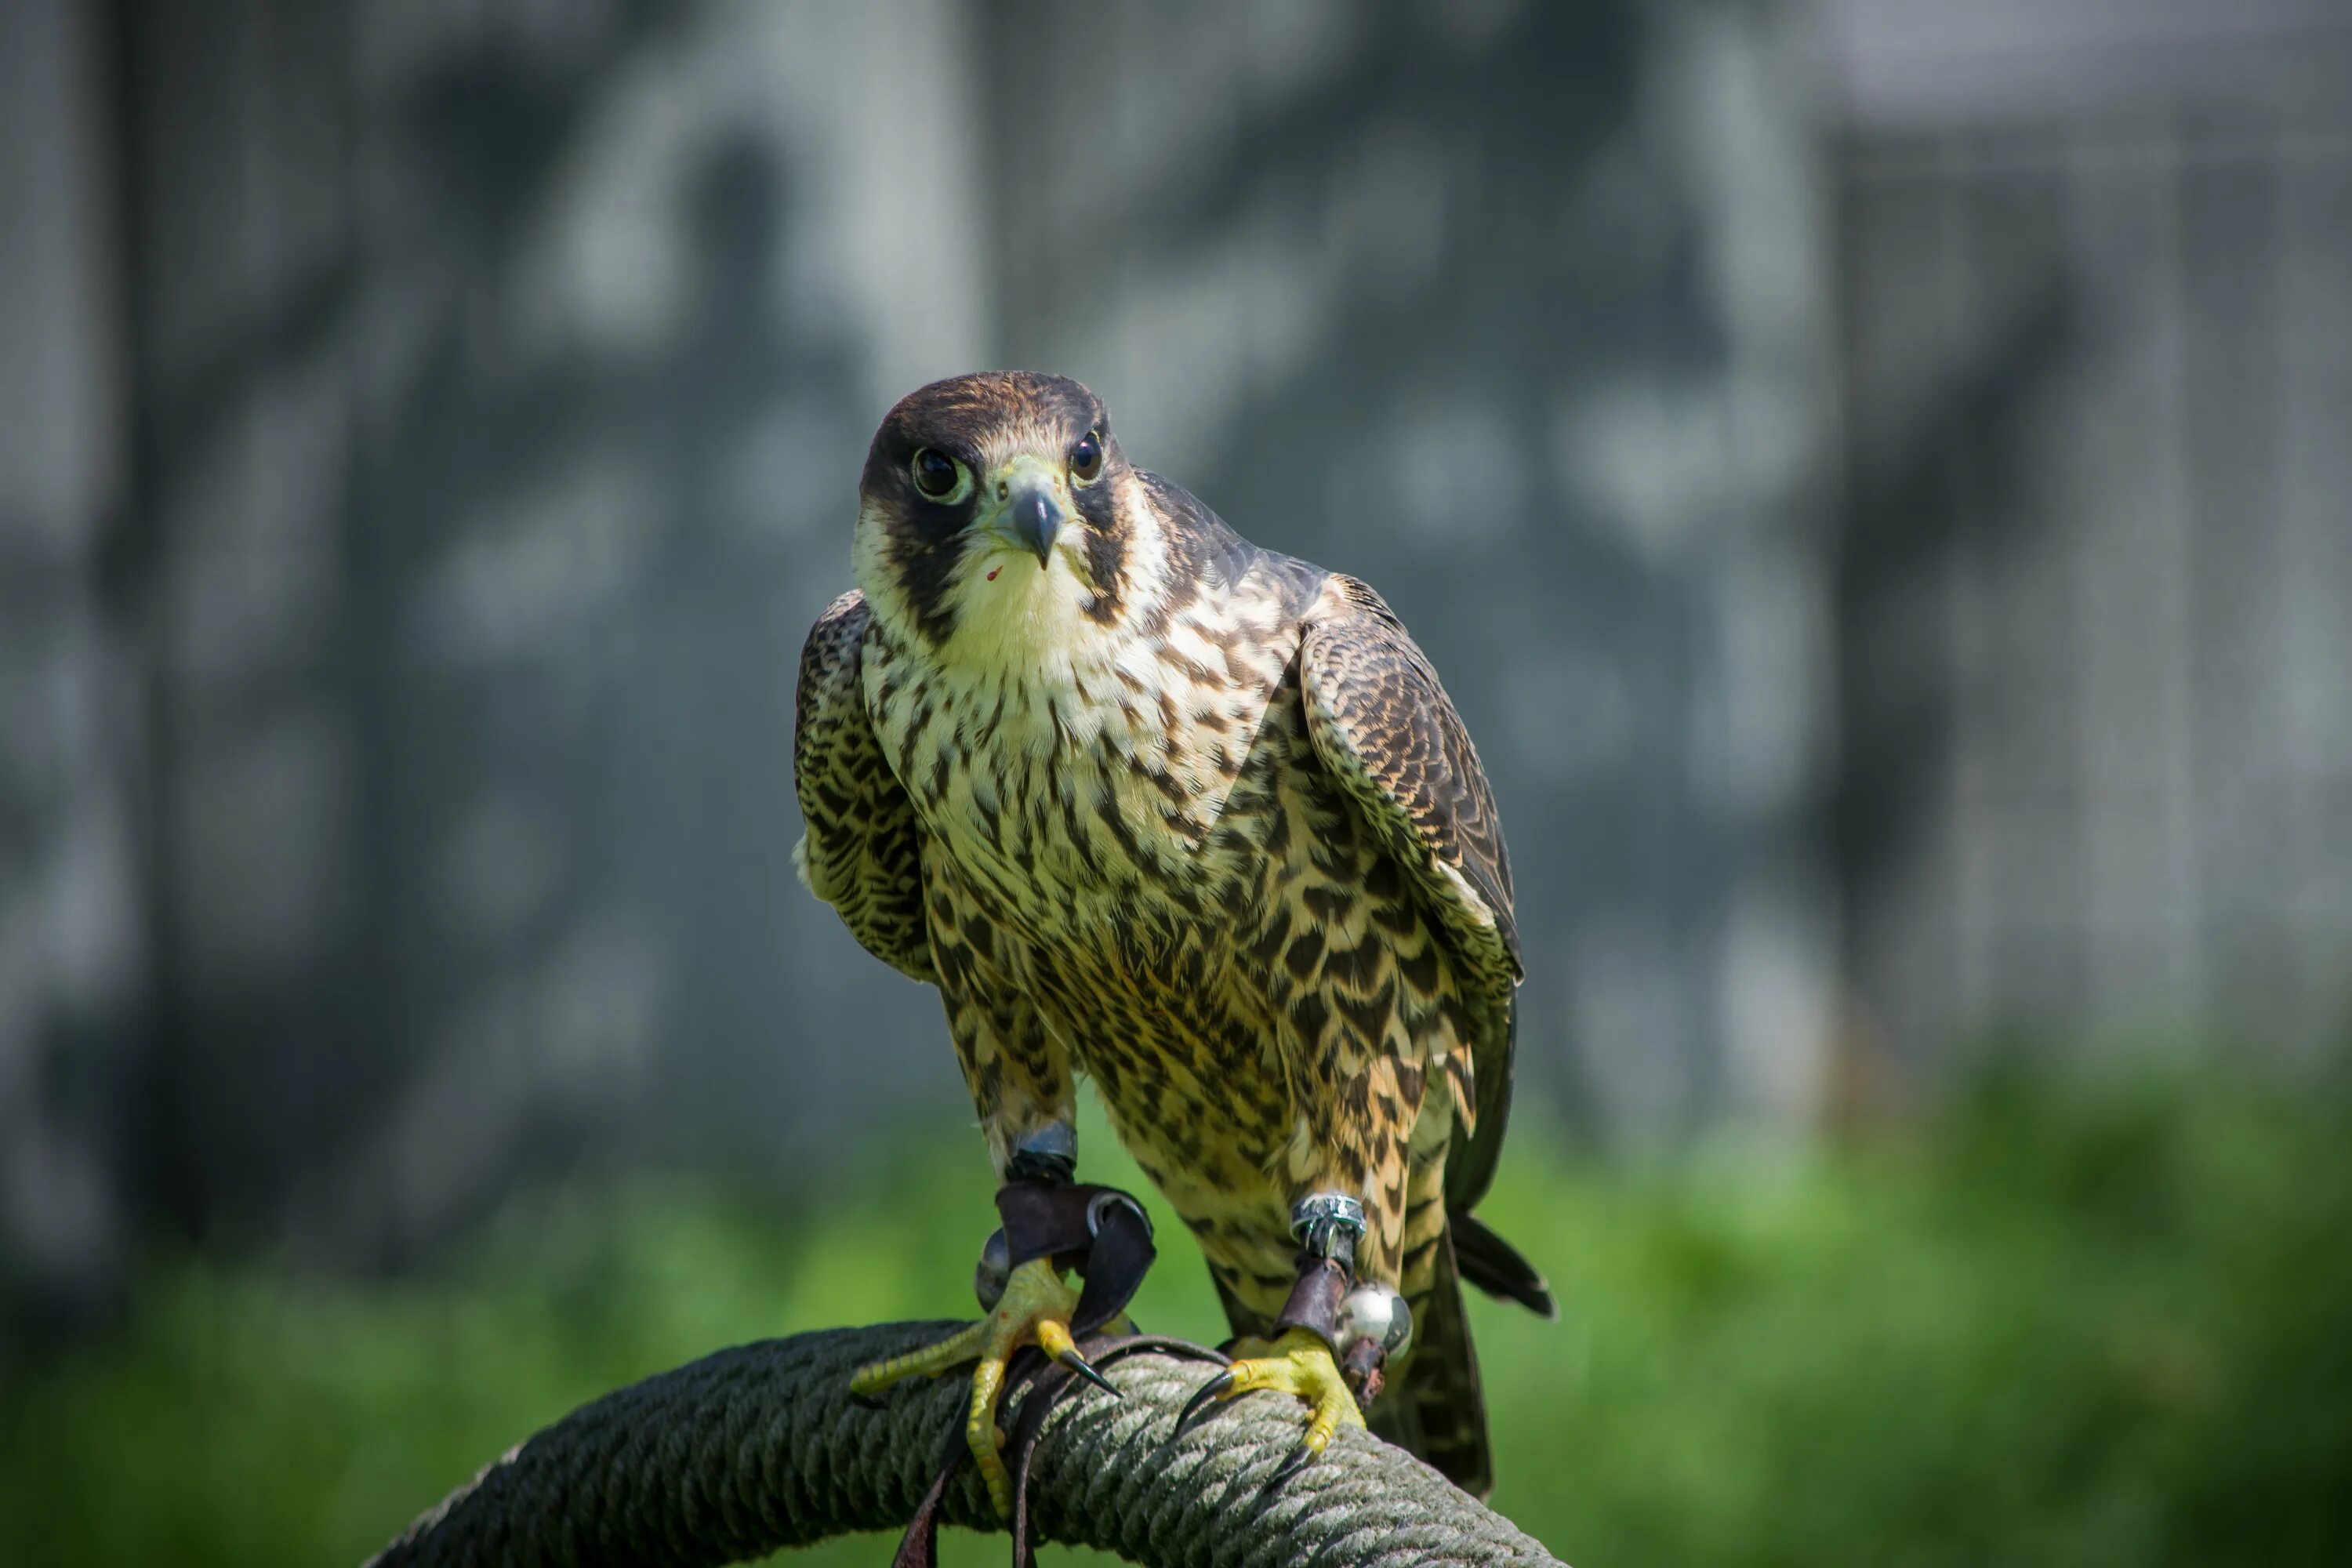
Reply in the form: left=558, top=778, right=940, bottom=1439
left=1174, top=1326, right=1365, bottom=1473
left=847, top=1256, right=1119, bottom=1519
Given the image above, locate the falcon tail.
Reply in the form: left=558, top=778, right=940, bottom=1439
left=1369, top=1229, right=1494, bottom=1496
left=1451, top=1211, right=1557, bottom=1319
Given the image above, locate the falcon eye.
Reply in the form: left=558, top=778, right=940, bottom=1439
left=909, top=448, right=970, bottom=503
left=1069, top=430, right=1105, bottom=485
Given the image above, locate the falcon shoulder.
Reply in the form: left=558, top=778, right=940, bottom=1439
left=1298, top=575, right=1522, bottom=1212
left=793, top=589, right=935, bottom=985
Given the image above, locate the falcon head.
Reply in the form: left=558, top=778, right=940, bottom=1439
left=854, top=372, right=1162, bottom=659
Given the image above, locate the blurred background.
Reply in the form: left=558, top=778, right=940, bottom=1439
left=3, top=0, right=2350, bottom=1563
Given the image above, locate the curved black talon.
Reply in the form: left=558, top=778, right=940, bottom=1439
left=1173, top=1368, right=1237, bottom=1436
left=1056, top=1346, right=1123, bottom=1399
left=1265, top=1439, right=1316, bottom=1492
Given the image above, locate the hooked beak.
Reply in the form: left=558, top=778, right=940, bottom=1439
left=1002, top=477, right=1063, bottom=568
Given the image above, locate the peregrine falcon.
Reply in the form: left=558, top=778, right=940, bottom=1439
left=795, top=372, right=1552, bottom=1510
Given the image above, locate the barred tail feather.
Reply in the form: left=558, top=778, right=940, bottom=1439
left=1452, top=1210, right=1556, bottom=1319
left=1370, top=1229, right=1494, bottom=1497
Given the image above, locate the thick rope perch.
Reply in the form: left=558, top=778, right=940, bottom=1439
left=368, top=1320, right=1564, bottom=1567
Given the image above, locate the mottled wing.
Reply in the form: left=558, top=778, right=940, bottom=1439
left=1300, top=576, right=1521, bottom=1212
left=793, top=589, right=935, bottom=984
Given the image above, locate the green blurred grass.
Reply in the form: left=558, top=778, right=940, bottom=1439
left=6, top=1065, right=2351, bottom=1566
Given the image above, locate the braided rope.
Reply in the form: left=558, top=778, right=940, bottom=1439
left=366, top=1321, right=1564, bottom=1567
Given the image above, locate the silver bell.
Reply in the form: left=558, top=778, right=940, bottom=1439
left=1338, top=1283, right=1413, bottom=1360
left=973, top=1226, right=1011, bottom=1311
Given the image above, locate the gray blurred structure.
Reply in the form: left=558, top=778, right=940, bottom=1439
left=0, top=0, right=2347, bottom=1323
left=1819, top=0, right=2352, bottom=1076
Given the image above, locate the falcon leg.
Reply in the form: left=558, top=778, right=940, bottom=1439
left=849, top=1128, right=1159, bottom=1521
left=851, top=1252, right=1092, bottom=1516
left=1174, top=1194, right=1414, bottom=1479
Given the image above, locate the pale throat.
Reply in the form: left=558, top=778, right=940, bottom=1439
left=944, top=552, right=1122, bottom=681
left=931, top=494, right=1171, bottom=699
left=858, top=485, right=1185, bottom=773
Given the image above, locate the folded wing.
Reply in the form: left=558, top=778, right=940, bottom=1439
left=793, top=590, right=935, bottom=985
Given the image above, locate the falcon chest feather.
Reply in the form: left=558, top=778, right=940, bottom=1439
left=860, top=545, right=1358, bottom=1240
left=863, top=576, right=1296, bottom=947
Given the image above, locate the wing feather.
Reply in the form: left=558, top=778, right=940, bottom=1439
left=793, top=590, right=935, bottom=984
left=1300, top=576, right=1520, bottom=1213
